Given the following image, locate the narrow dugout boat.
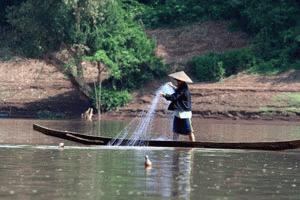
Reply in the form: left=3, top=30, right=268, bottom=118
left=33, top=124, right=300, bottom=150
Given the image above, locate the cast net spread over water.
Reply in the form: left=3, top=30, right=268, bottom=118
left=108, top=83, right=174, bottom=146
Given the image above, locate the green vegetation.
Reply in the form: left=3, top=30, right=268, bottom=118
left=0, top=47, right=15, bottom=61
left=0, top=0, right=25, bottom=26
left=1, top=0, right=300, bottom=109
left=1, top=0, right=167, bottom=110
left=188, top=48, right=253, bottom=81
left=260, top=107, right=299, bottom=118
left=138, top=0, right=234, bottom=27
left=188, top=53, right=225, bottom=82
left=138, top=0, right=300, bottom=80
left=260, top=93, right=300, bottom=116
left=274, top=93, right=300, bottom=108
left=92, top=88, right=132, bottom=112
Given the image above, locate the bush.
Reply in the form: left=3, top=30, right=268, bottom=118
left=5, top=0, right=71, bottom=57
left=189, top=53, right=224, bottom=82
left=0, top=0, right=26, bottom=26
left=247, top=58, right=286, bottom=75
left=5, top=0, right=167, bottom=90
left=189, top=49, right=256, bottom=81
left=138, top=0, right=300, bottom=74
left=92, top=17, right=167, bottom=89
left=220, top=48, right=254, bottom=76
left=137, top=0, right=243, bottom=28
left=92, top=88, right=132, bottom=112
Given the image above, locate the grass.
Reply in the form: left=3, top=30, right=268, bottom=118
left=259, top=107, right=300, bottom=117
left=259, top=108, right=276, bottom=117
left=246, top=65, right=282, bottom=76
left=259, top=93, right=300, bottom=116
left=245, top=58, right=300, bottom=76
left=274, top=92, right=300, bottom=108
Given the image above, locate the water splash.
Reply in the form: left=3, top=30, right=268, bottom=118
left=109, top=83, right=174, bottom=146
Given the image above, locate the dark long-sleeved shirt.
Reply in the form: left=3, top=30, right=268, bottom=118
left=164, top=83, right=192, bottom=112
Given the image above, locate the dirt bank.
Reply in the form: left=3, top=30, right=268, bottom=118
left=113, top=21, right=300, bottom=121
left=114, top=70, right=300, bottom=121
left=0, top=58, right=99, bottom=118
left=147, top=21, right=248, bottom=64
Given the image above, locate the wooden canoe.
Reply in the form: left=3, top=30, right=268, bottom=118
left=33, top=123, right=300, bottom=150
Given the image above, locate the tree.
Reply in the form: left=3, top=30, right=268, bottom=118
left=5, top=0, right=166, bottom=110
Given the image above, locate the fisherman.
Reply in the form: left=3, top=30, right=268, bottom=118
left=161, top=71, right=195, bottom=142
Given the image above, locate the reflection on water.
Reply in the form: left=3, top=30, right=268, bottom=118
left=1, top=118, right=300, bottom=145
left=143, top=149, right=193, bottom=199
left=0, top=119, right=300, bottom=199
left=0, top=146, right=299, bottom=200
left=131, top=118, right=300, bottom=142
left=0, top=119, right=128, bottom=145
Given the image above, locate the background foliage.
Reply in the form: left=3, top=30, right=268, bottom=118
left=188, top=53, right=225, bottom=82
left=1, top=0, right=300, bottom=107
left=2, top=0, right=167, bottom=110
left=136, top=0, right=300, bottom=80
left=188, top=48, right=254, bottom=81
left=92, top=88, right=132, bottom=112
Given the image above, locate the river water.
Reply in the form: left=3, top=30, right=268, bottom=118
left=0, top=118, right=300, bottom=199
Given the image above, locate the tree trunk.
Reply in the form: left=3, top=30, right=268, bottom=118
left=97, top=62, right=105, bottom=84
left=45, top=54, right=92, bottom=101
left=76, top=58, right=84, bottom=80
left=96, top=62, right=106, bottom=117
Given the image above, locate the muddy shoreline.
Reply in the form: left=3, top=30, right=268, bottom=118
left=2, top=105, right=299, bottom=122
left=0, top=67, right=300, bottom=122
left=1, top=111, right=299, bottom=123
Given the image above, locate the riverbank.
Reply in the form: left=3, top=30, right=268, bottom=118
left=0, top=21, right=299, bottom=121
left=0, top=58, right=90, bottom=118
left=0, top=60, right=299, bottom=121
left=113, top=70, right=300, bottom=121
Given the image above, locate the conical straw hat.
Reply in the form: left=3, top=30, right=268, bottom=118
left=168, top=71, right=193, bottom=83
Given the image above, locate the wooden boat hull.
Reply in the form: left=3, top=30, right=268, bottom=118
left=33, top=124, right=300, bottom=150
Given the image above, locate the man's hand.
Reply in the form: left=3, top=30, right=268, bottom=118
left=167, top=82, right=176, bottom=89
